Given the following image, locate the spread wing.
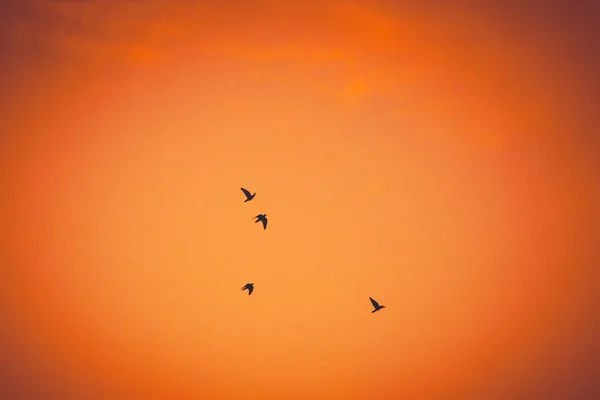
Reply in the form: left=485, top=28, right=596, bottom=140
left=248, top=285, right=254, bottom=295
left=241, top=284, right=248, bottom=290
left=262, top=217, right=268, bottom=230
left=369, top=297, right=380, bottom=308
left=241, top=188, right=252, bottom=198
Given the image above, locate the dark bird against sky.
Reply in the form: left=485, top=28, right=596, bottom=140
left=241, top=283, right=254, bottom=295
left=241, top=187, right=256, bottom=202
left=254, top=214, right=268, bottom=230
left=370, top=297, right=385, bottom=313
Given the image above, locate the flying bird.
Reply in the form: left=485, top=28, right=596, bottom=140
left=370, top=297, right=386, bottom=313
left=254, top=214, right=268, bottom=230
left=241, top=283, right=254, bottom=295
left=240, top=188, right=256, bottom=202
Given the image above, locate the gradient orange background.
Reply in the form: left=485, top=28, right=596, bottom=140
left=1, top=1, right=599, bottom=399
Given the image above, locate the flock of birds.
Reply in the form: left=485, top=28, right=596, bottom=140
left=239, top=187, right=386, bottom=314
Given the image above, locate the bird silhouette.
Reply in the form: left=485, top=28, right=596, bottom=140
left=254, top=214, right=268, bottom=230
left=370, top=297, right=386, bottom=313
left=240, top=188, right=256, bottom=202
left=241, top=283, right=254, bottom=295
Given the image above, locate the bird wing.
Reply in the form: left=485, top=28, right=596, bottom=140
left=241, top=188, right=251, bottom=198
left=369, top=297, right=380, bottom=308
left=262, top=217, right=268, bottom=230
left=248, top=285, right=254, bottom=295
left=241, top=284, right=248, bottom=290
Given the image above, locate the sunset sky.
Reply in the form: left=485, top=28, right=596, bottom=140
left=1, top=0, right=599, bottom=399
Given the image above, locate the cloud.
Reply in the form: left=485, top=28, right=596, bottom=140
left=2, top=0, right=184, bottom=63
left=1, top=0, right=403, bottom=67
left=2, top=0, right=596, bottom=145
left=0, top=0, right=416, bottom=113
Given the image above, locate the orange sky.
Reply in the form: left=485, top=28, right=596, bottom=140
left=1, top=1, right=599, bottom=399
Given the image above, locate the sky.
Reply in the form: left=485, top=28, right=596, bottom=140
left=1, top=0, right=599, bottom=399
